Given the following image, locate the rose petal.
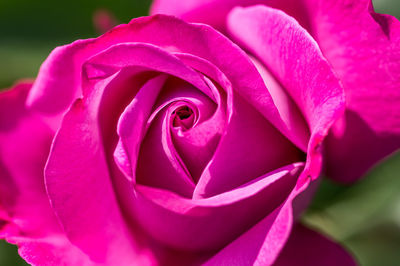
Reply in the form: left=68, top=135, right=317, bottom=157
left=167, top=78, right=223, bottom=181
left=0, top=82, right=95, bottom=265
left=128, top=163, right=303, bottom=251
left=152, top=0, right=400, bottom=182
left=136, top=77, right=221, bottom=193
left=136, top=106, right=196, bottom=197
left=44, top=74, right=156, bottom=264
left=84, top=41, right=302, bottom=199
left=227, top=5, right=345, bottom=183
left=274, top=223, right=357, bottom=266
left=194, top=90, right=301, bottom=198
left=114, top=74, right=168, bottom=180
left=204, top=203, right=291, bottom=265
left=30, top=14, right=309, bottom=151
left=304, top=0, right=400, bottom=182
left=249, top=56, right=310, bottom=151
left=85, top=42, right=216, bottom=194
left=203, top=176, right=310, bottom=265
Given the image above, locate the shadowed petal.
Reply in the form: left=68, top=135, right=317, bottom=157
left=274, top=224, right=357, bottom=266
left=227, top=5, right=345, bottom=184
left=304, top=0, right=400, bottom=182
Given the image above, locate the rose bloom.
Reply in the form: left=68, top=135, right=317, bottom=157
left=1, top=0, right=399, bottom=265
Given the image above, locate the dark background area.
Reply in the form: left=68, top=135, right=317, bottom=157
left=1, top=0, right=400, bottom=265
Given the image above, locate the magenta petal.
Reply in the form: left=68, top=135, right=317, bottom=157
left=45, top=96, right=155, bottom=264
left=194, top=92, right=301, bottom=198
left=305, top=0, right=400, bottom=182
left=274, top=224, right=357, bottom=266
left=129, top=163, right=302, bottom=251
left=250, top=56, right=310, bottom=152
left=203, top=177, right=310, bottom=265
left=0, top=82, right=95, bottom=265
left=25, top=14, right=239, bottom=115
left=151, top=0, right=400, bottom=183
left=136, top=106, right=196, bottom=197
left=30, top=14, right=308, bottom=151
left=83, top=43, right=212, bottom=98
left=135, top=77, right=219, bottom=190
left=115, top=74, right=168, bottom=179
left=204, top=204, right=292, bottom=265
left=227, top=6, right=345, bottom=182
left=167, top=79, right=222, bottom=181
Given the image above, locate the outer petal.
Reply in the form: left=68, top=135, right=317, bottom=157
left=129, top=163, right=303, bottom=252
left=0, top=82, right=93, bottom=265
left=274, top=224, right=357, bottom=266
left=44, top=76, right=156, bottom=265
left=303, top=0, right=400, bottom=182
left=205, top=203, right=292, bottom=265
left=203, top=177, right=311, bottom=265
left=227, top=6, right=345, bottom=183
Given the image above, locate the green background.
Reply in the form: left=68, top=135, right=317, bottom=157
left=1, top=0, right=399, bottom=265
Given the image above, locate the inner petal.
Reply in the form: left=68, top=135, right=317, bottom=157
left=136, top=106, right=195, bottom=198
left=194, top=91, right=304, bottom=199
left=171, top=77, right=227, bottom=182
left=136, top=76, right=224, bottom=196
left=249, top=55, right=310, bottom=151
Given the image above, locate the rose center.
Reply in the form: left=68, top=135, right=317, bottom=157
left=172, top=105, right=195, bottom=130
left=176, top=106, right=193, bottom=119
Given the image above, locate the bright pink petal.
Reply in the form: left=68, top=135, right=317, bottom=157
left=249, top=56, right=310, bottom=151
left=203, top=176, right=311, bottom=265
left=0, top=82, right=94, bottom=265
left=154, top=0, right=400, bottom=182
left=29, top=14, right=309, bottom=151
left=81, top=27, right=305, bottom=199
left=194, top=91, right=301, bottom=198
left=227, top=5, right=345, bottom=183
left=167, top=78, right=223, bottom=182
left=114, top=74, right=168, bottom=179
left=83, top=42, right=215, bottom=196
left=136, top=105, right=196, bottom=197
left=304, top=0, right=400, bottom=182
left=44, top=75, right=156, bottom=264
left=274, top=224, right=357, bottom=266
left=129, top=163, right=303, bottom=251
left=136, top=79, right=219, bottom=194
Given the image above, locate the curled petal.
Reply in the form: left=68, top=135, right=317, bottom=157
left=44, top=76, right=156, bottom=264
left=203, top=175, right=310, bottom=265
left=227, top=5, right=345, bottom=183
left=304, top=0, right=400, bottom=182
left=129, top=163, right=303, bottom=251
left=30, top=14, right=308, bottom=152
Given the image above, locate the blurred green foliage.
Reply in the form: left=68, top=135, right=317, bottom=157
left=303, top=152, right=400, bottom=266
left=1, top=0, right=399, bottom=265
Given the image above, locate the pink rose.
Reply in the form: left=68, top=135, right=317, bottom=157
left=1, top=10, right=363, bottom=266
left=151, top=0, right=400, bottom=183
